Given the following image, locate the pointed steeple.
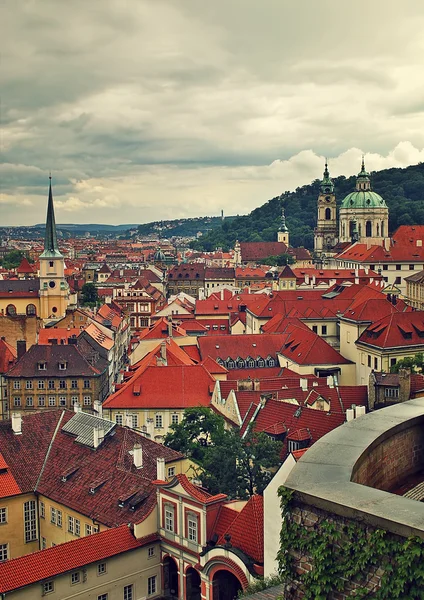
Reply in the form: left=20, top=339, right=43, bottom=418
left=40, top=176, right=62, bottom=258
left=320, top=159, right=334, bottom=194
left=279, top=207, right=289, bottom=233
left=356, top=155, right=371, bottom=191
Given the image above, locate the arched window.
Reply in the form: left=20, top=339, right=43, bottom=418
left=6, top=304, right=16, bottom=316
left=366, top=221, right=372, bottom=237
left=247, top=357, right=255, bottom=368
left=325, top=207, right=331, bottom=220
left=26, top=304, right=36, bottom=316
left=267, top=356, right=275, bottom=367
left=376, top=222, right=380, bottom=236
left=236, top=358, right=245, bottom=368
left=227, top=360, right=235, bottom=369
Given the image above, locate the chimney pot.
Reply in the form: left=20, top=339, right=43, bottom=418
left=346, top=408, right=355, bottom=422
left=12, top=412, right=22, bottom=435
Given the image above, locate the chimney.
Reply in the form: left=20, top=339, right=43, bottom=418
left=156, top=457, right=165, bottom=481
left=93, top=423, right=104, bottom=449
left=300, top=378, right=308, bottom=391
left=17, top=340, right=26, bottom=360
left=73, top=401, right=81, bottom=413
left=326, top=376, right=334, bottom=388
left=133, top=444, right=143, bottom=469
left=356, top=405, right=366, bottom=417
left=167, top=319, right=173, bottom=338
left=160, top=341, right=167, bottom=366
left=12, top=412, right=22, bottom=435
left=94, top=400, right=102, bottom=417
left=346, top=408, right=355, bottom=422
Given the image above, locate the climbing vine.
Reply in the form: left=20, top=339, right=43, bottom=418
left=277, top=486, right=424, bottom=599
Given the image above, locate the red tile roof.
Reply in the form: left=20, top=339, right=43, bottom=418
left=212, top=505, right=239, bottom=538
left=38, top=328, right=81, bottom=345
left=0, top=452, right=21, bottom=499
left=138, top=317, right=186, bottom=340
left=0, top=337, right=16, bottom=374
left=103, top=363, right=214, bottom=410
left=217, top=495, right=263, bottom=563
left=0, top=410, right=183, bottom=527
left=16, top=256, right=36, bottom=274
left=175, top=474, right=227, bottom=504
left=0, top=525, right=157, bottom=593
left=357, top=311, right=424, bottom=349
left=240, top=242, right=288, bottom=261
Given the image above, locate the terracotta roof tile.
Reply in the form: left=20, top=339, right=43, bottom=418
left=0, top=525, right=157, bottom=593
left=217, top=495, right=263, bottom=563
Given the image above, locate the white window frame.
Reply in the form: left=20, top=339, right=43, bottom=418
left=115, top=414, right=123, bottom=426
left=50, top=507, right=57, bottom=525
left=83, top=395, right=91, bottom=406
left=188, top=514, right=198, bottom=542
left=124, top=584, right=134, bottom=600
left=0, top=543, right=8, bottom=562
left=165, top=506, right=174, bottom=532
left=155, top=414, right=163, bottom=428
left=0, top=507, right=7, bottom=524
left=171, top=414, right=179, bottom=425
left=71, top=571, right=81, bottom=585
left=148, top=546, right=155, bottom=558
left=97, top=562, right=107, bottom=576
left=167, top=467, right=176, bottom=478
left=48, top=396, right=56, bottom=407
left=68, top=515, right=75, bottom=534
left=43, top=581, right=54, bottom=594
left=38, top=396, right=46, bottom=407
left=24, top=500, right=37, bottom=543
left=148, top=575, right=157, bottom=595
left=40, top=502, right=45, bottom=519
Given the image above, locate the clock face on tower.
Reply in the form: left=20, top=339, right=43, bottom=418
left=49, top=281, right=56, bottom=288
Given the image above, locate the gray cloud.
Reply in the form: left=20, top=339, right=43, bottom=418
left=2, top=0, right=424, bottom=225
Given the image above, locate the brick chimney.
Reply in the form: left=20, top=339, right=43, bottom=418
left=16, top=340, right=26, bottom=360
left=93, top=423, right=104, bottom=449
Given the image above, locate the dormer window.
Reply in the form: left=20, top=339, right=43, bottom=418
left=38, top=362, right=47, bottom=370
left=59, top=362, right=67, bottom=370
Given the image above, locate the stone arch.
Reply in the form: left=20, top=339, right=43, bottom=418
left=185, top=566, right=201, bottom=600
left=163, top=555, right=179, bottom=599
left=6, top=304, right=16, bottom=316
left=26, top=304, right=37, bottom=316
left=325, top=207, right=331, bottom=220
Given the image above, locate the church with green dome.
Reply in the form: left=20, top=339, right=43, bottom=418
left=314, top=157, right=389, bottom=258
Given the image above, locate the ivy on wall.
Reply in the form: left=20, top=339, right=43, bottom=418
left=277, top=486, right=424, bottom=599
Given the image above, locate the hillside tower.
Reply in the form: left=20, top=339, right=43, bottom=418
left=314, top=160, right=338, bottom=256
left=339, top=157, right=389, bottom=246
left=39, top=177, right=70, bottom=320
left=277, top=207, right=289, bottom=245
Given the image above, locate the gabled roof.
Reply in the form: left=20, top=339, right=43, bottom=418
left=16, top=256, right=36, bottom=274
left=0, top=337, right=16, bottom=374
left=217, top=495, right=263, bottom=563
left=0, top=410, right=183, bottom=526
left=138, top=317, right=186, bottom=340
left=5, top=344, right=100, bottom=378
left=0, top=451, right=21, bottom=499
left=38, top=328, right=81, bottom=345
left=103, top=362, right=214, bottom=410
left=240, top=241, right=288, bottom=261
left=0, top=525, right=157, bottom=593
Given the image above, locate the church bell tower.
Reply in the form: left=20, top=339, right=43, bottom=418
left=39, top=177, right=69, bottom=320
left=314, top=160, right=338, bottom=257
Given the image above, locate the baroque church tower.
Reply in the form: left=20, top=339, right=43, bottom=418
left=39, top=177, right=70, bottom=320
left=314, top=160, right=338, bottom=257
left=339, top=158, right=389, bottom=246
left=277, top=207, right=289, bottom=245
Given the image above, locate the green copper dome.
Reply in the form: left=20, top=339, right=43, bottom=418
left=340, top=190, right=387, bottom=209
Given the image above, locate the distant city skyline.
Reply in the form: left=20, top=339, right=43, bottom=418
left=2, top=0, right=424, bottom=225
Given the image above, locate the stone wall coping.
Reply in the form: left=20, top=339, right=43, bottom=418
left=283, top=398, right=424, bottom=538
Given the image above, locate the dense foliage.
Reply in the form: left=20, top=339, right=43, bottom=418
left=0, top=250, right=31, bottom=269
left=390, top=352, right=424, bottom=374
left=191, top=163, right=424, bottom=252
left=164, top=407, right=282, bottom=498
left=137, top=216, right=236, bottom=238
left=277, top=486, right=424, bottom=599
left=81, top=282, right=99, bottom=306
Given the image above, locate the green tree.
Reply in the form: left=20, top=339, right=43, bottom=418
left=1, top=250, right=27, bottom=269
left=164, top=408, right=282, bottom=498
left=390, top=353, right=424, bottom=374
left=81, top=282, right=98, bottom=306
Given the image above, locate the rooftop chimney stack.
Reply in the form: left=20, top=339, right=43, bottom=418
left=12, top=412, right=22, bottom=435
left=94, top=400, right=103, bottom=417
left=160, top=341, right=167, bottom=366
left=93, top=423, right=104, bottom=449
left=300, top=378, right=308, bottom=391
left=356, top=405, right=366, bottom=417
left=17, top=340, right=27, bottom=361
left=133, top=444, right=143, bottom=469
left=346, top=408, right=355, bottom=422
left=168, top=318, right=173, bottom=338
left=156, top=457, right=165, bottom=480
left=74, top=401, right=81, bottom=413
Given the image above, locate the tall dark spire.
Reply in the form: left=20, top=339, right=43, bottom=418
left=40, top=176, right=62, bottom=258
left=320, top=159, right=334, bottom=194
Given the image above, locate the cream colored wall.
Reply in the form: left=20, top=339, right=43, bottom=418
left=211, top=388, right=241, bottom=426
left=264, top=454, right=296, bottom=578
left=6, top=542, right=162, bottom=600
left=303, top=319, right=338, bottom=346
left=0, top=297, right=41, bottom=317
left=130, top=335, right=197, bottom=365
left=104, top=407, right=186, bottom=441
left=355, top=344, right=422, bottom=386
left=0, top=493, right=39, bottom=559
left=38, top=495, right=106, bottom=548
left=277, top=356, right=356, bottom=386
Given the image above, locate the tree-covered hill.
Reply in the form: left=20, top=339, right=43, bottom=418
left=191, top=163, right=424, bottom=252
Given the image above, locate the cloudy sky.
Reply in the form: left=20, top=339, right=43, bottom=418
left=2, top=0, right=424, bottom=226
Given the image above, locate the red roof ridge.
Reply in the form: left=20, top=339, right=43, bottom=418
left=176, top=474, right=227, bottom=504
